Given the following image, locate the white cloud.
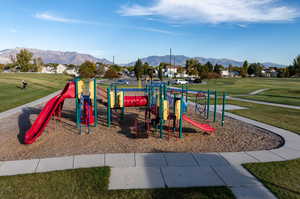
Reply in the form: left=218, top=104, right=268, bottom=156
left=119, top=0, right=300, bottom=24
left=34, top=12, right=174, bottom=35
left=136, top=27, right=174, bottom=34
left=35, top=12, right=98, bottom=25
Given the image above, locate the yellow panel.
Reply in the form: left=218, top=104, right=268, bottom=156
left=110, top=91, right=115, bottom=108
left=156, top=94, right=160, bottom=107
left=175, top=100, right=181, bottom=120
left=77, top=80, right=84, bottom=98
left=89, top=80, right=94, bottom=100
left=163, top=100, right=169, bottom=120
left=117, top=92, right=124, bottom=107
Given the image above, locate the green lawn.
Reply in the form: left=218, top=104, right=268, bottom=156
left=238, top=88, right=300, bottom=106
left=227, top=100, right=300, bottom=134
left=173, top=78, right=300, bottom=106
left=0, top=167, right=235, bottom=199
left=0, top=73, right=71, bottom=112
left=244, top=159, right=300, bottom=199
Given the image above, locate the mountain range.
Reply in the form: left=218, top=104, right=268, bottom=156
left=125, top=55, right=286, bottom=68
left=0, top=47, right=286, bottom=67
left=0, top=48, right=112, bottom=65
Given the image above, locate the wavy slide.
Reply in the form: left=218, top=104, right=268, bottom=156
left=182, top=114, right=215, bottom=133
left=23, top=82, right=75, bottom=144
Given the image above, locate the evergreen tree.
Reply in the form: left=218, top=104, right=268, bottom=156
left=134, top=59, right=143, bottom=80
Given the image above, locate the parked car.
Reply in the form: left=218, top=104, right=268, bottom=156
left=114, top=79, right=129, bottom=85
left=175, top=79, right=188, bottom=85
left=193, top=78, right=202, bottom=83
left=185, top=77, right=195, bottom=83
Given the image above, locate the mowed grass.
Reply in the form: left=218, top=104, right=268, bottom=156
left=244, top=159, right=300, bottom=199
left=0, top=73, right=71, bottom=112
left=239, top=88, right=300, bottom=106
left=173, top=78, right=300, bottom=105
left=228, top=100, right=300, bottom=134
left=0, top=167, right=235, bottom=199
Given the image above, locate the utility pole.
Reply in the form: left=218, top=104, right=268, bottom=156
left=169, top=48, right=172, bottom=67
left=113, top=56, right=115, bottom=65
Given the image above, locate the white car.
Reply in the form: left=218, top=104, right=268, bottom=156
left=175, top=79, right=188, bottom=85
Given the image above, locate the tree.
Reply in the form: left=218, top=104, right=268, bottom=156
left=177, top=67, right=185, bottom=75
left=247, top=64, right=255, bottom=76
left=0, top=64, right=4, bottom=72
left=213, top=64, right=224, bottom=74
left=134, top=59, right=143, bottom=80
left=205, top=62, right=214, bottom=72
left=110, top=64, right=121, bottom=73
left=248, top=63, right=263, bottom=77
left=185, top=59, right=199, bottom=75
left=96, top=62, right=105, bottom=77
left=147, top=68, right=155, bottom=81
left=16, top=49, right=33, bottom=72
left=104, top=68, right=120, bottom=78
left=158, top=66, right=163, bottom=81
left=32, top=57, right=44, bottom=72
left=241, top=60, right=249, bottom=77
left=79, top=61, right=96, bottom=78
left=293, top=55, right=300, bottom=74
left=143, top=62, right=150, bottom=76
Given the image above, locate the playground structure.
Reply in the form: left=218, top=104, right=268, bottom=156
left=23, top=78, right=97, bottom=144
left=23, top=79, right=226, bottom=144
left=106, top=83, right=226, bottom=139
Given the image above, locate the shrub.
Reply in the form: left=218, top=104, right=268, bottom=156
left=104, top=68, right=120, bottom=79
left=79, top=61, right=96, bottom=78
left=201, top=72, right=221, bottom=79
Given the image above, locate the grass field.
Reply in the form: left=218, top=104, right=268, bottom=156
left=178, top=78, right=300, bottom=95
left=0, top=73, right=71, bottom=112
left=238, top=88, right=300, bottom=106
left=228, top=100, right=300, bottom=134
left=0, top=167, right=235, bottom=199
left=173, top=78, right=300, bottom=105
left=244, top=159, right=300, bottom=199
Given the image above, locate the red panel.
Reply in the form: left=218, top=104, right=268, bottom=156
left=81, top=100, right=95, bottom=125
left=182, top=114, right=215, bottom=132
left=124, top=96, right=148, bottom=107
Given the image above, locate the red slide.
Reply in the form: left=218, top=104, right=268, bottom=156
left=182, top=114, right=215, bottom=133
left=23, top=82, right=75, bottom=144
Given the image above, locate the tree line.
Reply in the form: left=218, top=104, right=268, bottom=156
left=1, top=49, right=299, bottom=79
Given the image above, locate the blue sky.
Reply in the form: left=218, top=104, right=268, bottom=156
left=1, top=0, right=300, bottom=65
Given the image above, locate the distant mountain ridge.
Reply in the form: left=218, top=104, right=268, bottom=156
left=0, top=47, right=112, bottom=65
left=0, top=48, right=286, bottom=67
left=125, top=55, right=286, bottom=68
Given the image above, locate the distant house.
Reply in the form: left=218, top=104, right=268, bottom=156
left=42, top=64, right=78, bottom=76
left=164, top=66, right=179, bottom=78
left=263, top=68, right=278, bottom=78
left=221, top=70, right=240, bottom=78
left=221, top=70, right=229, bottom=77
